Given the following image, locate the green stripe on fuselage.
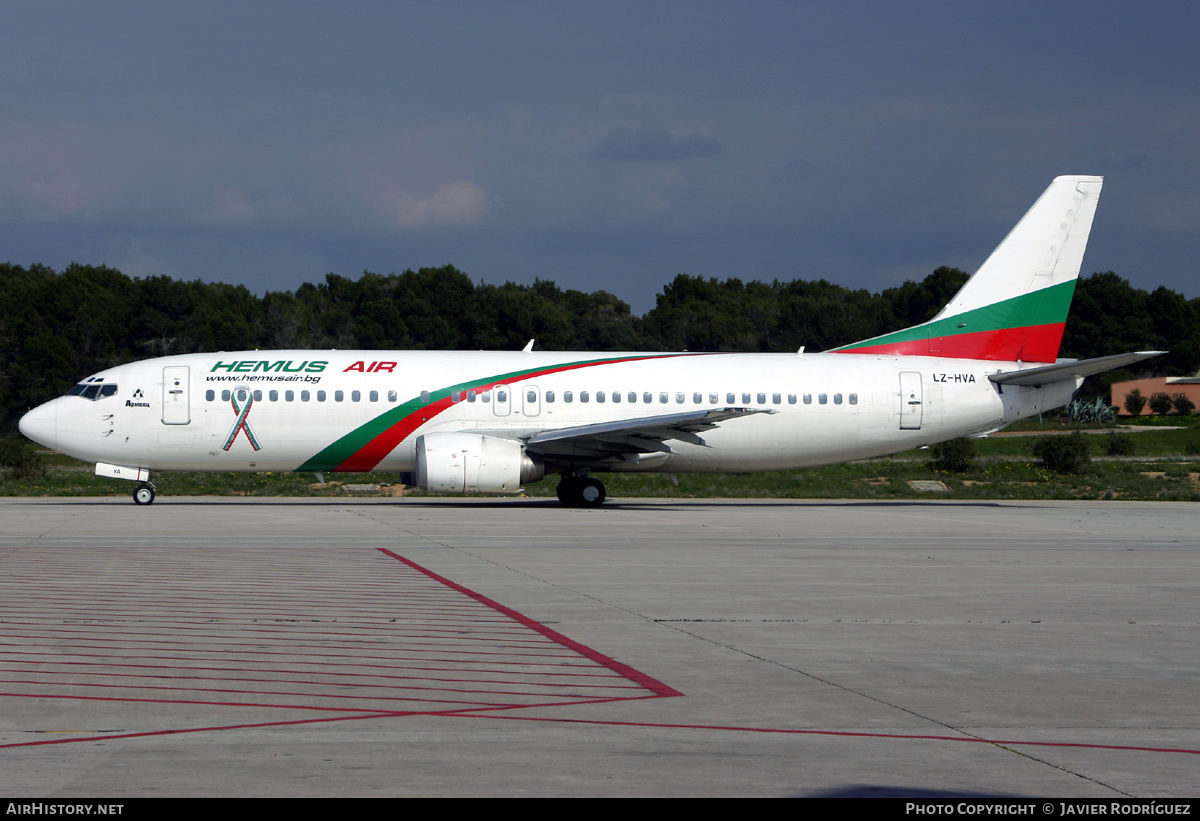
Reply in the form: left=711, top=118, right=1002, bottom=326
left=297, top=354, right=668, bottom=472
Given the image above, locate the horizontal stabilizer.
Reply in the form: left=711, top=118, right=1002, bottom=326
left=988, top=351, right=1165, bottom=387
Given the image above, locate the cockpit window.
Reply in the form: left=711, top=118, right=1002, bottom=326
left=67, top=379, right=118, bottom=401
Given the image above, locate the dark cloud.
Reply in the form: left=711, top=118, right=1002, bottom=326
left=1, top=2, right=1198, bottom=314
left=591, top=123, right=724, bottom=162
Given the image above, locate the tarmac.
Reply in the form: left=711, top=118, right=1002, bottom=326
left=0, top=496, right=1197, bottom=797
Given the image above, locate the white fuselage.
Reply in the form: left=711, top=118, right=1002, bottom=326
left=20, top=349, right=1074, bottom=478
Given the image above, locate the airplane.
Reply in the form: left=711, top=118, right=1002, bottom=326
left=18, top=175, right=1161, bottom=507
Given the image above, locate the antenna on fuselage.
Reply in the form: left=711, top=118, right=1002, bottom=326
left=522, top=339, right=535, bottom=352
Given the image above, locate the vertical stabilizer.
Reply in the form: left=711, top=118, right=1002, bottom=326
left=832, top=176, right=1102, bottom=362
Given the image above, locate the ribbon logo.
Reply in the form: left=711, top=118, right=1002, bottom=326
left=223, top=387, right=262, bottom=451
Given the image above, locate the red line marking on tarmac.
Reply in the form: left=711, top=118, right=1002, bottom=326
left=0, top=548, right=677, bottom=748
left=377, top=549, right=683, bottom=698
left=448, top=714, right=1200, bottom=757
left=0, top=657, right=636, bottom=686
left=8, top=549, right=1190, bottom=762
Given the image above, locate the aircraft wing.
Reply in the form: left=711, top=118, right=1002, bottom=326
left=523, top=407, right=775, bottom=460
left=988, top=351, right=1164, bottom=388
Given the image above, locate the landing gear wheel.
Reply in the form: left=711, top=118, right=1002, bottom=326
left=556, top=477, right=580, bottom=504
left=577, top=477, right=606, bottom=507
left=133, top=483, right=156, bottom=506
left=556, top=475, right=606, bottom=507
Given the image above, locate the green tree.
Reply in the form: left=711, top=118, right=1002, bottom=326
left=1171, top=393, right=1195, bottom=416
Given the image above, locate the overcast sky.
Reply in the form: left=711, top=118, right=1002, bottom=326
left=2, top=1, right=1197, bottom=313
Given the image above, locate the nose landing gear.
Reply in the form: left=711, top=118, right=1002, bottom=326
left=555, top=474, right=606, bottom=507
left=133, top=482, right=156, bottom=505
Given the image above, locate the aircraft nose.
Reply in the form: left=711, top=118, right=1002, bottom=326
left=18, top=400, right=57, bottom=451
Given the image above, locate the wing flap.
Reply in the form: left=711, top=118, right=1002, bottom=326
left=525, top=407, right=775, bottom=458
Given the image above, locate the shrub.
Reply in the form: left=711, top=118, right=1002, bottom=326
left=1149, top=392, right=1174, bottom=416
left=928, top=438, right=977, bottom=473
left=1031, top=432, right=1092, bottom=474
left=1124, top=389, right=1147, bottom=416
left=0, top=434, right=45, bottom=479
left=1104, top=433, right=1135, bottom=456
left=1172, top=393, right=1196, bottom=416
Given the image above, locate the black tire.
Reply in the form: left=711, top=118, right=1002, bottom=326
left=133, top=484, right=156, bottom=505
left=556, top=476, right=580, bottom=505
left=577, top=477, right=606, bottom=507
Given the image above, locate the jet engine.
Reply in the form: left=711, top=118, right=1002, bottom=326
left=414, top=432, right=544, bottom=494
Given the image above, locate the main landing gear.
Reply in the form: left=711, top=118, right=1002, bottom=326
left=555, top=474, right=606, bottom=507
left=133, top=481, right=156, bottom=505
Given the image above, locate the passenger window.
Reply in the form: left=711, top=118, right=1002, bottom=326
left=597, top=391, right=606, bottom=403
left=269, top=390, right=278, bottom=402
left=819, top=393, right=827, bottom=404
left=546, top=391, right=554, bottom=403
left=643, top=392, right=653, bottom=404
left=803, top=394, right=812, bottom=404
left=611, top=391, right=620, bottom=403
left=421, top=390, right=431, bottom=403
left=727, top=392, right=735, bottom=403
left=453, top=390, right=462, bottom=403
left=467, top=390, right=477, bottom=402
left=772, top=393, right=781, bottom=404
left=352, top=390, right=361, bottom=402
left=628, top=392, right=637, bottom=403
left=659, top=392, right=668, bottom=404
left=757, top=393, right=766, bottom=404
left=388, top=390, right=398, bottom=402
left=482, top=391, right=491, bottom=403
left=369, top=390, right=379, bottom=402
left=849, top=393, right=858, bottom=405
left=496, top=389, right=507, bottom=402
left=301, top=390, right=310, bottom=402
left=788, top=393, right=796, bottom=404
left=675, top=392, right=684, bottom=404
left=742, top=393, right=751, bottom=404
left=317, top=390, right=326, bottom=402
left=222, top=390, right=231, bottom=402
left=564, top=391, right=573, bottom=403
left=709, top=393, right=718, bottom=404
left=834, top=393, right=842, bottom=404
left=335, top=390, right=344, bottom=402
left=252, top=390, right=262, bottom=401
left=581, top=391, right=590, bottom=403
left=693, top=392, right=702, bottom=404
left=206, top=390, right=215, bottom=401
left=286, top=390, right=295, bottom=402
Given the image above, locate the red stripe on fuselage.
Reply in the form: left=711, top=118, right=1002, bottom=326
left=834, top=323, right=1066, bottom=363
left=335, top=354, right=692, bottom=472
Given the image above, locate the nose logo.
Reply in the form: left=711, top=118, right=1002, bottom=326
left=222, top=388, right=262, bottom=452
left=132, top=389, right=144, bottom=398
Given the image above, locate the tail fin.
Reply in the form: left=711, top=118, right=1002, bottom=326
left=832, top=175, right=1103, bottom=363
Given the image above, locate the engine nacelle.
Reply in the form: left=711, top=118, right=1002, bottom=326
left=414, top=432, right=544, bottom=494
